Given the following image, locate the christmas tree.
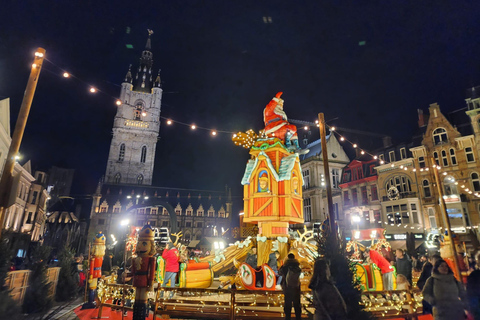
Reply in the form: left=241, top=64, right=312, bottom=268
left=0, top=236, right=20, bottom=319
left=23, top=245, right=53, bottom=314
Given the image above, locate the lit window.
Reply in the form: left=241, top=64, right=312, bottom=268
left=119, top=144, right=125, bottom=161
left=134, top=105, right=144, bottom=120
left=371, top=185, right=378, bottom=201
left=449, top=148, right=457, bottom=165
left=141, top=146, right=147, bottom=163
left=433, top=128, right=448, bottom=145
left=332, top=169, right=340, bottom=189
left=304, top=198, right=312, bottom=222
left=465, top=147, right=475, bottom=163
left=137, top=174, right=144, bottom=185
left=444, top=176, right=458, bottom=195
left=418, top=156, right=426, bottom=168
left=303, top=169, right=310, bottom=189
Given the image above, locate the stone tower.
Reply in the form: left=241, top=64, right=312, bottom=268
left=105, top=31, right=162, bottom=185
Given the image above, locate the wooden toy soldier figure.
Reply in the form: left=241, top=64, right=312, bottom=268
left=82, top=231, right=106, bottom=309
left=132, top=224, right=156, bottom=320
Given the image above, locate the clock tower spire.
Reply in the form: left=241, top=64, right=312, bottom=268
left=104, top=30, right=162, bottom=185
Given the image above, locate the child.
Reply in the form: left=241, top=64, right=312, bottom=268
left=396, top=274, right=410, bottom=290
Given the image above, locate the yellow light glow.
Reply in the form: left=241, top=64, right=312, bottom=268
left=191, top=125, right=196, bottom=130
left=63, top=72, right=70, bottom=78
left=142, top=112, right=147, bottom=117
left=115, top=100, right=122, bottom=106
left=353, top=144, right=357, bottom=148
left=90, top=87, right=97, bottom=93
left=35, top=52, right=44, bottom=58
left=304, top=126, right=308, bottom=130
left=380, top=160, right=384, bottom=164
left=32, top=63, right=37, bottom=68
left=360, top=150, right=365, bottom=155
left=331, top=126, right=336, bottom=131
left=340, top=137, right=345, bottom=141
left=212, top=131, right=217, bottom=136
left=373, top=155, right=377, bottom=159
left=167, top=120, right=172, bottom=125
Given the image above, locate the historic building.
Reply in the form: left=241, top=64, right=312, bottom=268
left=0, top=98, right=11, bottom=177
left=409, top=101, right=480, bottom=240
left=299, top=133, right=350, bottom=231
left=88, top=33, right=232, bottom=248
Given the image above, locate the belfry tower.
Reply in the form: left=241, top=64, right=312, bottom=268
left=105, top=30, right=162, bottom=185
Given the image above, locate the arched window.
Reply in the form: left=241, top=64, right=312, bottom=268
left=386, top=175, right=412, bottom=193
left=137, top=174, right=144, bottom=185
left=141, top=146, right=147, bottom=163
left=433, top=128, right=448, bottom=145
left=119, top=144, right=125, bottom=161
left=433, top=151, right=439, bottom=165
left=471, top=172, right=480, bottom=192
left=134, top=105, right=144, bottom=120
left=114, top=173, right=121, bottom=184
left=423, top=179, right=431, bottom=197
left=449, top=148, right=457, bottom=165
left=443, top=175, right=458, bottom=195
left=441, top=150, right=448, bottom=166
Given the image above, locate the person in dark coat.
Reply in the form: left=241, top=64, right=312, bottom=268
left=245, top=247, right=257, bottom=269
left=268, top=251, right=282, bottom=287
left=417, top=254, right=441, bottom=314
left=422, top=259, right=468, bottom=320
left=467, top=251, right=480, bottom=320
left=395, top=249, right=412, bottom=284
left=279, top=253, right=302, bottom=320
left=309, top=259, right=347, bottom=320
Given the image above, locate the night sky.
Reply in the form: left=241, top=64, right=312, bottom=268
left=2, top=1, right=480, bottom=212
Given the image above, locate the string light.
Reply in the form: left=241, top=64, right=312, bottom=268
left=89, top=87, right=97, bottom=93
left=211, top=131, right=217, bottom=136
left=167, top=120, right=172, bottom=125
left=32, top=63, right=37, bottom=68
left=191, top=125, right=196, bottom=130
left=63, top=72, right=70, bottom=78
left=115, top=100, right=122, bottom=106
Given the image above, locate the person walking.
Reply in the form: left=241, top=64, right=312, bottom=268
left=279, top=253, right=302, bottom=320
left=366, top=247, right=394, bottom=290
left=417, top=254, right=441, bottom=315
left=309, top=259, right=347, bottom=320
left=467, top=251, right=480, bottom=320
left=161, top=241, right=179, bottom=299
left=422, top=259, right=468, bottom=320
left=395, top=249, right=413, bottom=285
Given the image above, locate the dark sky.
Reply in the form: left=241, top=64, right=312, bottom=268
left=2, top=1, right=480, bottom=212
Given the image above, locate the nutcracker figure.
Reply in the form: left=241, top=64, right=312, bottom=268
left=82, top=231, right=106, bottom=309
left=132, top=224, right=156, bottom=320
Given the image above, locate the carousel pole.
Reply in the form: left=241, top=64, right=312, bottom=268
left=318, top=113, right=338, bottom=249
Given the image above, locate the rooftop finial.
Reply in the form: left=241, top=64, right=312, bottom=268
left=146, top=29, right=154, bottom=50
left=154, top=69, right=161, bottom=87
left=124, top=64, right=132, bottom=83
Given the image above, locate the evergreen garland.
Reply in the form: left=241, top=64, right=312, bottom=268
left=56, top=245, right=78, bottom=301
left=0, top=237, right=20, bottom=319
left=23, top=245, right=53, bottom=314
left=315, top=223, right=373, bottom=320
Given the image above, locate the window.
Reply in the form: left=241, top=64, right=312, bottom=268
left=428, top=208, right=437, bottom=229
left=26, top=212, right=33, bottom=224
left=371, top=185, right=378, bottom=201
left=343, top=191, right=350, bottom=205
left=433, top=152, right=439, bottom=165
left=379, top=154, right=384, bottom=161
left=31, top=191, right=38, bottom=204
left=418, top=156, right=426, bottom=168
left=361, top=186, right=368, bottom=205
left=151, top=208, right=157, bottom=215
left=441, top=150, right=448, bottom=166
left=100, top=206, right=107, bottom=213
left=423, top=180, right=431, bottom=197
left=400, top=148, right=406, bottom=160
left=449, top=148, right=457, bottom=165
left=162, top=221, right=169, bottom=227
left=472, top=173, right=480, bottom=192
left=208, top=211, right=214, bottom=217
left=333, top=203, right=339, bottom=220
left=196, top=222, right=203, bottom=228
left=197, top=211, right=203, bottom=217
left=140, top=146, right=147, bottom=163
left=113, top=207, right=120, bottom=213
left=137, top=174, right=144, bottom=185
left=385, top=204, right=410, bottom=225
left=352, top=188, right=358, bottom=206
left=303, top=170, right=310, bottom=189
left=343, top=171, right=351, bottom=183
left=186, top=222, right=192, bottom=228
left=150, top=221, right=156, bottom=227
left=119, top=144, right=125, bottom=161
left=386, top=175, right=412, bottom=193
left=332, top=169, right=340, bottom=189
left=114, top=173, right=121, bottom=184
left=389, top=151, right=395, bottom=162
left=175, top=209, right=181, bottom=216
left=411, top=203, right=419, bottom=224
left=444, top=176, right=458, bottom=195
left=465, top=147, right=475, bottom=162
left=134, top=105, right=144, bottom=120
left=373, top=210, right=381, bottom=226
left=186, top=210, right=192, bottom=216
left=138, top=208, right=145, bottom=214
left=433, top=128, right=448, bottom=145
left=98, top=219, right=105, bottom=225
left=304, top=198, right=312, bottom=222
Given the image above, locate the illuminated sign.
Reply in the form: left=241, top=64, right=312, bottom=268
left=414, top=234, right=424, bottom=239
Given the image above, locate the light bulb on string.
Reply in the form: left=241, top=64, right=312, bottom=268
left=340, top=137, right=345, bottom=141
left=360, top=150, right=365, bottom=155
left=167, top=120, right=172, bottom=125
left=90, top=87, right=97, bottom=93
left=304, top=126, right=308, bottom=130
left=353, top=144, right=357, bottom=148
left=142, top=112, right=147, bottom=117
left=330, top=126, right=336, bottom=131
left=115, top=100, right=122, bottom=106
left=32, top=63, right=37, bottom=68
left=191, top=124, right=196, bottom=130
left=63, top=72, right=70, bottom=78
left=211, top=131, right=217, bottom=136
left=373, top=156, right=378, bottom=159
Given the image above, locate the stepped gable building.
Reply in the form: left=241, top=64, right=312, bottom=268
left=89, top=184, right=232, bottom=244
left=89, top=32, right=232, bottom=247
left=299, top=133, right=350, bottom=231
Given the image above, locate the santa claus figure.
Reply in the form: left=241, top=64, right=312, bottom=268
left=263, top=92, right=307, bottom=154
left=132, top=224, right=156, bottom=320
left=82, top=231, right=106, bottom=309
